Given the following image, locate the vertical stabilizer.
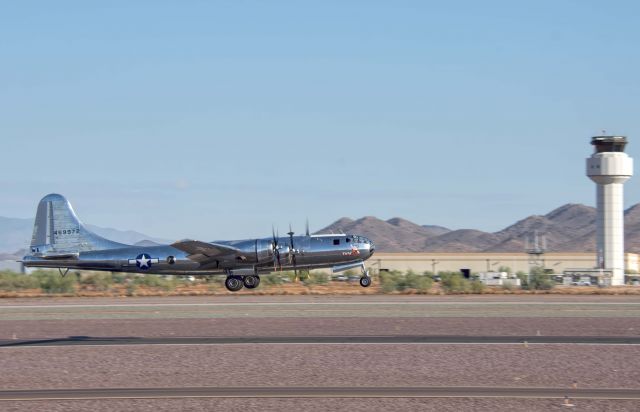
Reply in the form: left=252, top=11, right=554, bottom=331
left=30, top=194, right=127, bottom=254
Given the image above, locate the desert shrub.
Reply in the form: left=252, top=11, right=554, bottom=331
left=111, top=273, right=131, bottom=284
left=263, top=274, right=285, bottom=285
left=404, top=270, right=433, bottom=292
left=125, top=283, right=137, bottom=296
left=529, top=274, right=554, bottom=290
left=378, top=270, right=432, bottom=293
left=133, top=275, right=176, bottom=291
left=470, top=280, right=485, bottom=294
left=516, top=271, right=529, bottom=289
left=33, top=270, right=76, bottom=294
left=0, top=271, right=40, bottom=291
left=80, top=273, right=113, bottom=291
left=440, top=273, right=470, bottom=293
left=278, top=271, right=297, bottom=283
left=379, top=270, right=403, bottom=293
left=528, top=266, right=554, bottom=290
left=306, top=272, right=330, bottom=285
left=205, top=277, right=222, bottom=291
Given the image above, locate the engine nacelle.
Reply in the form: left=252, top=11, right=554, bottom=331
left=255, top=239, right=273, bottom=263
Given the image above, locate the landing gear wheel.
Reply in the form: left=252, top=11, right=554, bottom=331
left=243, top=275, right=261, bottom=289
left=359, top=276, right=372, bottom=288
left=225, top=275, right=244, bottom=292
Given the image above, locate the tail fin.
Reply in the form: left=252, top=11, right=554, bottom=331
left=30, top=194, right=127, bottom=254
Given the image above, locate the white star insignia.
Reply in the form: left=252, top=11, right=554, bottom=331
left=137, top=255, right=151, bottom=268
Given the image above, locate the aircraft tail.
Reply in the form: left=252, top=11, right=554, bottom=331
left=30, top=193, right=127, bottom=255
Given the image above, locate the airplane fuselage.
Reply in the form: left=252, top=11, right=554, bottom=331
left=23, top=234, right=374, bottom=276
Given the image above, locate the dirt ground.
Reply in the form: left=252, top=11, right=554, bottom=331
left=2, top=281, right=640, bottom=298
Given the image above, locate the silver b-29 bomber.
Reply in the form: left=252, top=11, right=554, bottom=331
left=22, top=194, right=375, bottom=291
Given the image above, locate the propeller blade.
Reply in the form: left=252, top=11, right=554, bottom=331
left=305, top=219, right=310, bottom=237
left=286, top=224, right=298, bottom=275
left=272, top=226, right=282, bottom=271
left=287, top=224, right=295, bottom=252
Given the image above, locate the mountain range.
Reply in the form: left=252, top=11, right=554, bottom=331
left=317, top=203, right=640, bottom=254
left=2, top=203, right=640, bottom=258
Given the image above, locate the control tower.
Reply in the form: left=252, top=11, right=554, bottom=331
left=586, top=136, right=634, bottom=285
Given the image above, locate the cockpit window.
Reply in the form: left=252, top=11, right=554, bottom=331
left=351, top=236, right=370, bottom=244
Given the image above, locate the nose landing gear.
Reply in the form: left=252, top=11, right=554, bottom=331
left=359, top=275, right=371, bottom=287
left=359, top=267, right=372, bottom=288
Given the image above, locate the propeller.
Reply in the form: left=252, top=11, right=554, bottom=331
left=287, top=224, right=310, bottom=280
left=272, top=223, right=307, bottom=277
left=272, top=226, right=282, bottom=271
left=287, top=224, right=299, bottom=278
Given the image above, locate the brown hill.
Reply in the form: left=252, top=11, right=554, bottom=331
left=317, top=216, right=446, bottom=252
left=317, top=203, right=640, bottom=253
left=624, top=204, right=640, bottom=253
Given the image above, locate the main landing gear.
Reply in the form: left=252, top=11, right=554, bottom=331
left=224, top=274, right=261, bottom=292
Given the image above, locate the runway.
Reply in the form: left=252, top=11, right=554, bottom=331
left=2, top=295, right=639, bottom=411
left=1, top=386, right=639, bottom=401
left=2, top=334, right=640, bottom=347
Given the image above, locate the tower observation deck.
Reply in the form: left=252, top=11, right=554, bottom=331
left=586, top=136, right=634, bottom=285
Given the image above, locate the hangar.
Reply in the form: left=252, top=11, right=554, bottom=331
left=368, top=252, right=639, bottom=277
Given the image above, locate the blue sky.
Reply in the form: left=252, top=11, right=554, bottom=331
left=1, top=1, right=639, bottom=240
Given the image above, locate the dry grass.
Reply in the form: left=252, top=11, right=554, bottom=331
left=2, top=281, right=640, bottom=298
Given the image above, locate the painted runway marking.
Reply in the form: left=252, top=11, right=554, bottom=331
left=2, top=335, right=640, bottom=347
left=2, top=343, right=639, bottom=350
left=1, top=386, right=639, bottom=401
left=2, top=301, right=640, bottom=309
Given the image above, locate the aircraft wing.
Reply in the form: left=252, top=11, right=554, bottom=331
left=170, top=240, right=246, bottom=263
